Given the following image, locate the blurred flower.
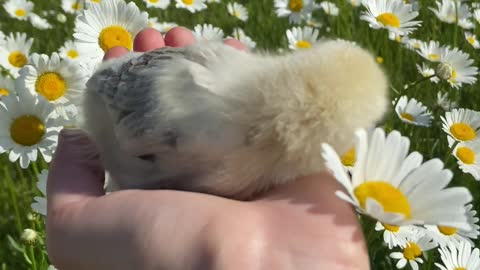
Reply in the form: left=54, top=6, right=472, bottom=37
left=0, top=92, right=61, bottom=168
left=31, top=169, right=48, bottom=216
left=361, top=0, right=421, bottom=36
left=3, top=0, right=33, bottom=21
left=318, top=1, right=339, bottom=16
left=347, top=0, right=361, bottom=7
left=430, top=0, right=473, bottom=28
left=61, top=0, right=84, bottom=13
left=230, top=28, right=256, bottom=49
left=58, top=40, right=81, bottom=61
left=416, top=63, right=439, bottom=83
left=73, top=0, right=148, bottom=65
left=0, top=32, right=33, bottom=77
left=286, top=26, right=319, bottom=50
left=439, top=47, right=478, bottom=89
left=448, top=137, right=480, bottom=181
left=322, top=128, right=473, bottom=229
left=56, top=13, right=67, bottom=23
left=474, top=9, right=480, bottom=23
left=425, top=202, right=479, bottom=246
left=375, top=223, right=420, bottom=249
left=149, top=19, right=178, bottom=33
left=175, top=0, right=207, bottom=13
left=389, top=235, right=437, bottom=270
left=143, top=0, right=170, bottom=9
left=465, top=32, right=480, bottom=49
left=0, top=76, right=15, bottom=98
left=416, top=40, right=445, bottom=62
left=402, top=37, right=423, bottom=50
left=21, top=229, right=38, bottom=245
left=441, top=108, right=480, bottom=142
left=193, top=24, right=224, bottom=41
left=435, top=241, right=480, bottom=270
left=274, top=0, right=314, bottom=24
left=28, top=13, right=52, bottom=30
left=436, top=92, right=457, bottom=111
left=376, top=56, right=384, bottom=64
left=227, top=2, right=248, bottom=21
left=394, top=96, right=432, bottom=127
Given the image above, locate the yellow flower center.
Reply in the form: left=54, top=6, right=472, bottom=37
left=448, top=70, right=457, bottom=82
left=0, top=88, right=10, bottom=96
left=412, top=42, right=421, bottom=49
left=8, top=51, right=28, bottom=68
left=376, top=13, right=401, bottom=28
left=182, top=0, right=194, bottom=5
left=98, top=25, right=133, bottom=52
left=35, top=72, right=67, bottom=101
left=354, top=181, right=411, bottom=219
left=296, top=40, right=311, bottom=49
left=15, top=8, right=26, bottom=17
left=456, top=147, right=475, bottom=164
left=91, top=0, right=101, bottom=2
left=450, top=123, right=476, bottom=141
left=341, top=147, right=355, bottom=167
left=376, top=57, right=384, bottom=64
left=71, top=3, right=82, bottom=10
left=428, top=54, right=439, bottom=60
left=401, top=113, right=415, bottom=122
left=454, top=268, right=467, bottom=270
left=437, top=225, right=458, bottom=236
left=383, top=223, right=400, bottom=232
left=67, top=49, right=79, bottom=59
left=403, top=242, right=422, bottom=261
left=288, top=0, right=304, bottom=12
left=233, top=11, right=240, bottom=17
left=10, top=115, right=46, bottom=146
left=468, top=37, right=476, bottom=45
left=149, top=0, right=159, bottom=2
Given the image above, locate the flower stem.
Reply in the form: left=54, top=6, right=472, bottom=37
left=443, top=140, right=459, bottom=166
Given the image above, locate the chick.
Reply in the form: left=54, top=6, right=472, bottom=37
left=82, top=40, right=388, bottom=200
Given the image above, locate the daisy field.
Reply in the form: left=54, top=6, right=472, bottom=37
left=0, top=0, right=479, bottom=269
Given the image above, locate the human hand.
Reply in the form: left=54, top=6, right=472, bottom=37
left=46, top=28, right=369, bottom=270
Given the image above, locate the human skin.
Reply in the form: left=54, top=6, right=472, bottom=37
left=46, top=28, right=370, bottom=270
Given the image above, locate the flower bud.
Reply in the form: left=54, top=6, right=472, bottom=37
left=21, top=229, right=38, bottom=245
left=435, top=63, right=454, bottom=81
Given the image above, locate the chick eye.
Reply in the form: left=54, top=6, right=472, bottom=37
left=137, top=154, right=156, bottom=163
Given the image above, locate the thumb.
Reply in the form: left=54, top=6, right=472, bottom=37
left=47, top=128, right=105, bottom=212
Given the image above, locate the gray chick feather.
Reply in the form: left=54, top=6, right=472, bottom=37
left=82, top=40, right=388, bottom=200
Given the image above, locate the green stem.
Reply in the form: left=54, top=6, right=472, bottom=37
left=28, top=246, right=38, bottom=270
left=443, top=140, right=459, bottom=166
left=4, top=167, right=22, bottom=234
left=453, top=1, right=458, bottom=48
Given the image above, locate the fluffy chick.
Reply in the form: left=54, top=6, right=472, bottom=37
left=82, top=40, right=388, bottom=200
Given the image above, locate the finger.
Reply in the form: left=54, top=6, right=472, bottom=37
left=47, top=129, right=105, bottom=212
left=223, top=38, right=248, bottom=51
left=133, top=28, right=165, bottom=52
left=164, top=26, right=196, bottom=47
left=103, top=46, right=129, bottom=61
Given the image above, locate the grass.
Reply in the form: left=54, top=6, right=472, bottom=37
left=0, top=0, right=479, bottom=269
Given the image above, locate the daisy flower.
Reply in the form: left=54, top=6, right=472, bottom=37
left=0, top=91, right=61, bottom=168
left=458, top=18, right=474, bottom=29
left=73, top=0, right=148, bottom=65
left=375, top=222, right=419, bottom=249
left=286, top=26, right=319, bottom=50
left=0, top=32, right=33, bottom=77
left=402, top=37, right=423, bottom=51
left=28, top=13, right=53, bottom=30
left=394, top=96, right=433, bottom=127
left=416, top=63, right=439, bottom=83
left=16, top=53, right=87, bottom=106
left=3, top=0, right=34, bottom=21
left=143, top=0, right=170, bottom=9
left=425, top=203, right=479, bottom=247
left=175, top=0, right=207, bottom=13
left=436, top=92, right=457, bottom=111
left=430, top=0, right=473, bottom=27
left=193, top=24, right=224, bottom=41
left=230, top=28, right=256, bottom=49
left=322, top=128, right=473, bottom=229
left=0, top=76, right=15, bottom=97
left=475, top=9, right=480, bottom=24
left=149, top=19, right=178, bottom=33
left=318, top=1, right=339, bottom=16
left=58, top=40, right=81, bottom=61
left=465, top=32, right=480, bottom=49
left=441, top=108, right=480, bottom=142
left=61, top=0, right=84, bottom=14
left=416, top=40, right=445, bottom=62
left=439, top=47, right=478, bottom=89
left=390, top=236, right=437, bottom=270
left=360, top=0, right=421, bottom=36
left=274, top=0, right=315, bottom=24
left=31, top=169, right=48, bottom=216
left=449, top=137, right=480, bottom=180
left=347, top=0, right=361, bottom=7
left=340, top=146, right=356, bottom=168
left=227, top=2, right=248, bottom=21
left=435, top=241, right=480, bottom=270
